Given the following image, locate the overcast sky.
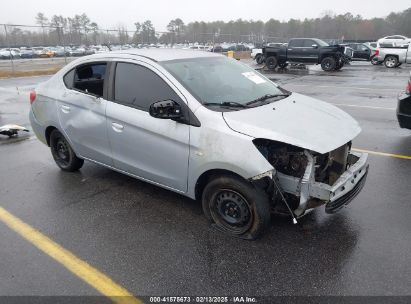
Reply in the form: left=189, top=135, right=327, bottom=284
left=0, top=0, right=410, bottom=31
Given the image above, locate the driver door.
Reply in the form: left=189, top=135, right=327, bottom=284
left=105, top=61, right=190, bottom=192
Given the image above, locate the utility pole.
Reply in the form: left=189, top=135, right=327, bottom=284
left=4, top=25, right=15, bottom=76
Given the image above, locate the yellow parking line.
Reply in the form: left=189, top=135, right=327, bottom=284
left=0, top=207, right=142, bottom=304
left=353, top=148, right=411, bottom=160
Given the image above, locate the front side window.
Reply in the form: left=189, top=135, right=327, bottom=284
left=114, top=62, right=181, bottom=111
left=64, top=63, right=107, bottom=96
left=303, top=40, right=316, bottom=47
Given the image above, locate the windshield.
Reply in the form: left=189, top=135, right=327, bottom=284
left=315, top=39, right=329, bottom=47
left=160, top=57, right=286, bottom=108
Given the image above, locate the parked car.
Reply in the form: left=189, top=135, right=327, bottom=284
left=348, top=43, right=376, bottom=61
left=29, top=49, right=369, bottom=239
left=251, top=48, right=264, bottom=64
left=263, top=38, right=353, bottom=71
left=377, top=35, right=410, bottom=48
left=376, top=43, right=411, bottom=68
left=50, top=47, right=66, bottom=57
left=210, top=45, right=225, bottom=52
left=20, top=48, right=34, bottom=58
left=0, top=48, right=20, bottom=59
left=227, top=44, right=250, bottom=52
left=397, top=72, right=411, bottom=130
left=32, top=47, right=45, bottom=57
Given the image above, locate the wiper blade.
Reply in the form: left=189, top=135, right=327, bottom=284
left=246, top=93, right=291, bottom=106
left=203, top=101, right=249, bottom=108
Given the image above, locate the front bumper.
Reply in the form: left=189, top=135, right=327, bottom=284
left=276, top=151, right=369, bottom=216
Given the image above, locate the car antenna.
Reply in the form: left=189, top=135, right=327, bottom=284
left=272, top=177, right=298, bottom=224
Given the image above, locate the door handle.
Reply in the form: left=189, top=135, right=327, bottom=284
left=288, top=49, right=293, bottom=51
left=61, top=105, right=70, bottom=113
left=111, top=122, right=124, bottom=132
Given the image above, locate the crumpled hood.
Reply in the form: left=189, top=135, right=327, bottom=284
left=222, top=93, right=361, bottom=154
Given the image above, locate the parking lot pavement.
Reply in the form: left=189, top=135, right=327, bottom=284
left=0, top=62, right=411, bottom=299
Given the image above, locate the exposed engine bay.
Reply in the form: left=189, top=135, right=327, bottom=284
left=254, top=139, right=351, bottom=184
left=252, top=139, right=362, bottom=217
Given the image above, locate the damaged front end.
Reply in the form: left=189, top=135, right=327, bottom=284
left=252, top=139, right=369, bottom=217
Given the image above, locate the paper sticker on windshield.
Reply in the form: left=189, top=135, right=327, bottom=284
left=242, top=72, right=266, bottom=84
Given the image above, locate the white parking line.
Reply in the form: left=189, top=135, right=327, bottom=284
left=331, top=104, right=396, bottom=110
left=287, top=84, right=401, bottom=91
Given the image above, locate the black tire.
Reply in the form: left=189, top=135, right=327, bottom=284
left=255, top=54, right=264, bottom=65
left=50, top=129, right=84, bottom=172
left=265, top=56, right=278, bottom=70
left=370, top=55, right=379, bottom=65
left=202, top=175, right=271, bottom=240
left=335, top=62, right=344, bottom=70
left=278, top=62, right=288, bottom=69
left=321, top=57, right=336, bottom=71
left=384, top=55, right=398, bottom=68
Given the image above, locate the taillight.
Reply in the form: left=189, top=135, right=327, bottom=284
left=29, top=90, right=36, bottom=104
left=406, top=81, right=411, bottom=95
left=375, top=49, right=379, bottom=56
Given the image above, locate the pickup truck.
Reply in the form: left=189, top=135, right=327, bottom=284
left=376, top=43, right=411, bottom=68
left=262, top=38, right=353, bottom=71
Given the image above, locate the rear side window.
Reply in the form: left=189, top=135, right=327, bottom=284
left=64, top=63, right=107, bottom=96
left=114, top=62, right=181, bottom=111
left=289, top=39, right=304, bottom=48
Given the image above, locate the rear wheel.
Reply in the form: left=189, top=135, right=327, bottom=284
left=50, top=129, right=84, bottom=172
left=321, top=57, right=336, bottom=71
left=265, top=56, right=278, bottom=70
left=255, top=54, right=264, bottom=64
left=384, top=56, right=398, bottom=68
left=202, top=175, right=271, bottom=240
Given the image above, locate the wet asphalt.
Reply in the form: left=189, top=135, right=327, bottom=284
left=0, top=61, right=410, bottom=298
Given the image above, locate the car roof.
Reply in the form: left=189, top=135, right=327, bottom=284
left=87, top=48, right=221, bottom=62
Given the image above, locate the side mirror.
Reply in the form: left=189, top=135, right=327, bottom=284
left=312, top=44, right=318, bottom=48
left=149, top=100, right=183, bottom=120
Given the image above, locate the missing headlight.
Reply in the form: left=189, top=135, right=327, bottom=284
left=253, top=139, right=307, bottom=178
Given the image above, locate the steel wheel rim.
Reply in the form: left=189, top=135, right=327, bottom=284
left=386, top=58, right=396, bottom=67
left=55, top=138, right=70, bottom=165
left=210, top=189, right=253, bottom=234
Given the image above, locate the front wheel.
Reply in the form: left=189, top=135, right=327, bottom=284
left=202, top=175, right=271, bottom=240
left=384, top=56, right=398, bottom=68
left=265, top=56, right=278, bottom=70
left=370, top=55, right=380, bottom=65
left=50, top=129, right=84, bottom=172
left=321, top=57, right=336, bottom=71
left=278, top=62, right=288, bottom=69
left=335, top=62, right=344, bottom=70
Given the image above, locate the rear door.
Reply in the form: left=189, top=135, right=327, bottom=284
left=58, top=61, right=112, bottom=165
left=106, top=60, right=190, bottom=192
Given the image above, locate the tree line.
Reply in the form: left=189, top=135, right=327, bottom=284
left=0, top=7, right=410, bottom=47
